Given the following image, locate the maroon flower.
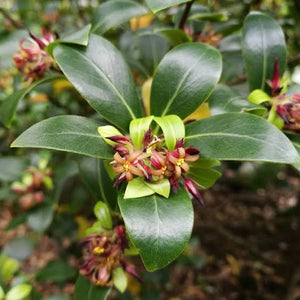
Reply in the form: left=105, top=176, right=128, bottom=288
left=184, top=178, right=204, bottom=206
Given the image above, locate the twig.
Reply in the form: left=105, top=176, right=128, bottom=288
left=0, top=7, right=23, bottom=29
left=178, top=0, right=195, bottom=30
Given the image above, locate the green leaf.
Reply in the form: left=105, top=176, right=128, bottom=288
left=248, top=89, right=272, bottom=104
left=119, top=188, right=193, bottom=271
left=124, top=178, right=154, bottom=199
left=27, top=204, right=54, bottom=233
left=0, top=255, right=20, bottom=283
left=1, top=75, right=62, bottom=128
left=3, top=237, right=35, bottom=261
left=150, top=43, right=222, bottom=119
left=35, top=260, right=76, bottom=283
left=74, top=275, right=111, bottom=300
left=46, top=24, right=91, bottom=55
left=0, top=286, right=4, bottom=300
left=53, top=34, right=142, bottom=131
left=0, top=157, right=27, bottom=182
left=6, top=284, right=32, bottom=300
left=154, top=115, right=185, bottom=150
left=92, top=0, right=148, bottom=35
left=145, top=0, right=191, bottom=13
left=130, top=116, right=154, bottom=148
left=286, top=133, right=300, bottom=170
left=242, top=11, right=287, bottom=92
left=188, top=12, right=228, bottom=22
left=11, top=116, right=113, bottom=159
left=144, top=179, right=170, bottom=198
left=207, top=84, right=267, bottom=116
left=185, top=113, right=299, bottom=163
left=112, top=268, right=127, bottom=293
left=155, top=28, right=192, bottom=46
left=189, top=167, right=221, bottom=190
left=98, top=126, right=122, bottom=146
left=43, top=296, right=69, bottom=300
left=94, top=201, right=112, bottom=229
left=79, top=157, right=117, bottom=209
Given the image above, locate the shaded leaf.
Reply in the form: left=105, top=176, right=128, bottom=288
left=145, top=0, right=191, bottom=13
left=3, top=237, right=35, bottom=261
left=27, top=204, right=54, bottom=233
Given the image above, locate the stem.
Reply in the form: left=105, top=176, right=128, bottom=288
left=0, top=7, right=23, bottom=29
left=178, top=0, right=195, bottom=30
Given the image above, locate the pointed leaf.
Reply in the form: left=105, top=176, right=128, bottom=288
left=92, top=0, right=148, bottom=35
left=53, top=34, right=142, bottom=131
left=112, top=268, right=127, bottom=293
left=150, top=43, right=222, bottom=119
left=124, top=178, right=154, bottom=199
left=74, top=275, right=111, bottom=300
left=155, top=28, right=192, bottom=46
left=189, top=168, right=221, bottom=190
left=185, top=113, right=299, bottom=163
left=6, top=284, right=32, bottom=300
left=1, top=75, right=62, bottom=128
left=144, top=179, right=170, bottom=198
left=130, top=116, right=154, bottom=148
left=242, top=11, right=287, bottom=91
left=248, top=89, right=272, bottom=104
left=94, top=201, right=112, bottom=229
left=11, top=116, right=113, bottom=159
left=145, top=0, right=191, bottom=13
left=98, top=126, right=123, bottom=146
left=154, top=115, right=185, bottom=150
left=119, top=188, right=193, bottom=271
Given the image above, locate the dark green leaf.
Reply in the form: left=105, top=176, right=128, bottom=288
left=242, top=11, right=287, bottom=91
left=36, top=260, right=76, bottom=283
left=208, top=84, right=267, bottom=116
left=92, top=0, right=148, bottom=35
left=286, top=133, right=300, bottom=171
left=145, top=0, right=191, bottom=13
left=74, top=275, right=111, bottom=300
left=189, top=167, right=221, bottom=190
left=119, top=188, right=193, bottom=271
left=150, top=43, right=222, bottom=119
left=155, top=28, right=192, bottom=46
left=5, top=213, right=27, bottom=231
left=3, top=237, right=35, bottom=261
left=27, top=204, right=54, bottom=233
left=53, top=34, right=142, bottom=131
left=1, top=75, right=62, bottom=128
left=185, top=113, right=298, bottom=163
left=11, top=116, right=113, bottom=159
left=0, top=157, right=27, bottom=182
left=43, top=296, right=69, bottom=300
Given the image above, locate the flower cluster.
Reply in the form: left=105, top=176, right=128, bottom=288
left=79, top=226, right=139, bottom=286
left=109, top=130, right=204, bottom=204
left=12, top=28, right=57, bottom=85
left=11, top=166, right=53, bottom=210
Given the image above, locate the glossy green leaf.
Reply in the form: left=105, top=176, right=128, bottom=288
left=94, top=201, right=112, bottom=229
left=144, top=179, right=170, bottom=198
left=27, top=204, right=54, bottom=233
left=130, top=116, right=154, bottom=148
left=3, top=238, right=35, bottom=261
left=145, top=0, right=191, bottom=13
left=74, top=275, right=111, bottom=300
left=46, top=24, right=91, bottom=55
left=92, top=0, right=148, bottom=35
left=98, top=125, right=122, bottom=146
left=185, top=113, right=299, bottom=163
left=79, top=157, right=117, bottom=209
left=119, top=188, right=193, bottom=271
left=242, top=12, right=287, bottom=91
left=154, top=115, right=185, bottom=150
left=189, top=167, right=221, bottom=190
left=1, top=75, right=62, bottom=128
left=207, top=85, right=267, bottom=116
left=0, top=157, right=27, bottom=182
left=124, top=178, right=154, bottom=199
left=286, top=133, right=300, bottom=171
left=188, top=12, right=228, bottom=22
left=36, top=260, right=76, bottom=283
left=150, top=43, right=222, bottom=119
left=11, top=116, right=113, bottom=159
left=53, top=34, right=142, bottom=131
left=248, top=89, right=272, bottom=104
left=155, top=28, right=192, bottom=46
left=112, top=268, right=127, bottom=293
left=6, top=284, right=32, bottom=300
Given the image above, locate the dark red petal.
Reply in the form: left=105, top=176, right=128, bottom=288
left=271, top=57, right=280, bottom=91
left=169, top=176, right=179, bottom=194
left=184, top=178, right=205, bottom=206
left=185, top=146, right=200, bottom=155
left=125, top=263, right=142, bottom=282
left=113, top=145, right=129, bottom=155
left=113, top=173, right=126, bottom=187
left=142, top=129, right=152, bottom=146
left=29, top=32, right=46, bottom=49
left=106, top=135, right=131, bottom=145
left=175, top=138, right=184, bottom=149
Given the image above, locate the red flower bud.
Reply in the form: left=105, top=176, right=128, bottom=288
left=106, top=135, right=131, bottom=145
left=184, top=178, right=204, bottom=206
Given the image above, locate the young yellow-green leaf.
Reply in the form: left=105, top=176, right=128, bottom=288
left=119, top=188, right=193, bottom=271
left=144, top=178, right=170, bottom=198
left=145, top=0, right=191, bottom=13
left=1, top=75, right=62, bottom=128
left=267, top=105, right=284, bottom=129
left=124, top=178, right=154, bottom=199
left=1, top=256, right=20, bottom=282
left=129, top=116, right=154, bottom=148
left=242, top=12, right=287, bottom=91
left=112, top=268, right=128, bottom=293
left=6, top=284, right=32, bottom=300
left=94, top=201, right=112, bottom=229
left=150, top=43, right=222, bottom=119
left=154, top=115, right=185, bottom=150
left=248, top=89, right=272, bottom=105
left=98, top=125, right=123, bottom=146
left=185, top=113, right=298, bottom=163
left=11, top=116, right=113, bottom=159
left=92, top=0, right=148, bottom=35
left=0, top=286, right=4, bottom=300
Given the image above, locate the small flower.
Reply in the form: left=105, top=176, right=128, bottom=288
left=267, top=58, right=282, bottom=97
left=183, top=178, right=204, bottom=206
